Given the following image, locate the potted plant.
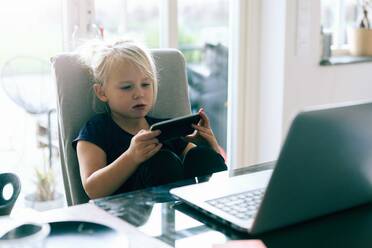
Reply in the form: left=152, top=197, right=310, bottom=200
left=24, top=121, right=64, bottom=211
left=349, top=0, right=372, bottom=56
left=24, top=166, right=64, bottom=211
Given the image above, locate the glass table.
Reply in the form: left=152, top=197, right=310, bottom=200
left=93, top=162, right=273, bottom=247
left=93, top=161, right=372, bottom=248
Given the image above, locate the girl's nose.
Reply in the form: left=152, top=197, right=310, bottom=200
left=133, top=88, right=144, bottom=99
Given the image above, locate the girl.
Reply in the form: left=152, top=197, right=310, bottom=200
left=73, top=40, right=227, bottom=199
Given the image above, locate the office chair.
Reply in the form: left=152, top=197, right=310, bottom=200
left=52, top=49, right=191, bottom=205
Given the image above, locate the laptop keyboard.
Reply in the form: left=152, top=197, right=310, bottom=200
left=206, top=188, right=265, bottom=220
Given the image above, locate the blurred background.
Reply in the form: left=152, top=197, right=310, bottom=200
left=0, top=0, right=229, bottom=210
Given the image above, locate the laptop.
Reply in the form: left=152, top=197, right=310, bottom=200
left=170, top=101, right=372, bottom=234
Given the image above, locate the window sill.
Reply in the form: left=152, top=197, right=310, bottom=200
left=320, top=55, right=372, bottom=66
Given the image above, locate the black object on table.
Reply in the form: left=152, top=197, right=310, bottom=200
left=46, top=221, right=124, bottom=247
left=0, top=173, right=21, bottom=216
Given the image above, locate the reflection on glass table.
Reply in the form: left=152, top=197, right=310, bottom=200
left=93, top=163, right=273, bottom=247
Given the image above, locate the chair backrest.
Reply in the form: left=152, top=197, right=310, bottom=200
left=52, top=49, right=191, bottom=205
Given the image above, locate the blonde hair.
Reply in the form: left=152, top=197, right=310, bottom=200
left=77, top=39, right=158, bottom=111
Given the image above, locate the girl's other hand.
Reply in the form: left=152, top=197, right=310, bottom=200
left=185, top=109, right=220, bottom=153
left=126, top=129, right=162, bottom=164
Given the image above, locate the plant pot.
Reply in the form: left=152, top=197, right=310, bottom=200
left=348, top=28, right=372, bottom=56
left=24, top=192, right=64, bottom=211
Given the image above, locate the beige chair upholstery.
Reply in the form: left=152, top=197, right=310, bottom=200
left=52, top=49, right=191, bottom=205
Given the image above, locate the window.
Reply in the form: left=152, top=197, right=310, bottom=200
left=321, top=0, right=359, bottom=49
left=178, top=0, right=229, bottom=150
left=0, top=0, right=64, bottom=208
left=95, top=0, right=159, bottom=47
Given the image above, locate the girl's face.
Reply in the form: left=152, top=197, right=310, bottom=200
left=95, top=59, right=154, bottom=120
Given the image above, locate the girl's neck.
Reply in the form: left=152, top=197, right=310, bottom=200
left=111, top=113, right=149, bottom=135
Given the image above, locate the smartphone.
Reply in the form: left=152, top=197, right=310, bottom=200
left=150, top=113, right=201, bottom=142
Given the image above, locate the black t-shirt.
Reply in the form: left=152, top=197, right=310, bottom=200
left=72, top=113, right=188, bottom=164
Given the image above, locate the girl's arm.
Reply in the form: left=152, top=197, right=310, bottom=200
left=77, top=141, right=137, bottom=199
left=77, top=129, right=162, bottom=199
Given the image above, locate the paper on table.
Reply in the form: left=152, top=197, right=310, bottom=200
left=212, top=240, right=266, bottom=248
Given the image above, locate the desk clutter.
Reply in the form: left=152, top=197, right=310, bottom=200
left=1, top=174, right=127, bottom=247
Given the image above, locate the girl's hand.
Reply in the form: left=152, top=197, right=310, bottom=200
left=126, top=129, right=162, bottom=164
left=185, top=109, right=221, bottom=153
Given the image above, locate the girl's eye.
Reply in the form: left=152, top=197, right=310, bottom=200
left=121, top=85, right=132, bottom=90
left=142, top=82, right=152, bottom=88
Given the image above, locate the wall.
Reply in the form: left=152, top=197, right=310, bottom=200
left=256, top=0, right=372, bottom=163
left=283, top=0, right=372, bottom=132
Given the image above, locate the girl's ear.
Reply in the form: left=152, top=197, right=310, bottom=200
left=93, top=83, right=108, bottom=102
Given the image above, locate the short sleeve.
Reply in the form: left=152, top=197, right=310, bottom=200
left=72, top=114, right=108, bottom=151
